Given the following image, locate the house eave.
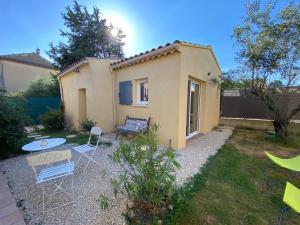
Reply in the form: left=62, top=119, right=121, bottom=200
left=57, top=59, right=88, bottom=79
left=111, top=44, right=180, bottom=70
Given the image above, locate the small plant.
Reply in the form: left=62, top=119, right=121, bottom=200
left=79, top=118, right=97, bottom=132
left=98, top=194, right=109, bottom=210
left=100, top=124, right=180, bottom=224
left=40, top=109, right=65, bottom=129
left=16, top=199, right=26, bottom=211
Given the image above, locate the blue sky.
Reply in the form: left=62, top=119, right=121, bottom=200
left=0, top=0, right=291, bottom=71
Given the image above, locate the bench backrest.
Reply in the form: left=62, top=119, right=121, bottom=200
left=124, top=116, right=150, bottom=131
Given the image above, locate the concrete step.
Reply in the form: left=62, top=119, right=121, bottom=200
left=66, top=134, right=77, bottom=138
left=27, top=134, right=41, bottom=138
left=34, top=136, right=50, bottom=140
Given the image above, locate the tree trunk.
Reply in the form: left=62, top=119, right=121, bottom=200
left=273, top=120, right=289, bottom=139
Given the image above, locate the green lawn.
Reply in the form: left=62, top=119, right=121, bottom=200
left=14, top=129, right=90, bottom=157
left=37, top=128, right=112, bottom=146
left=166, top=129, right=300, bottom=225
left=38, top=128, right=90, bottom=145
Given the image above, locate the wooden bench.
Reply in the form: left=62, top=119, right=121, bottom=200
left=116, top=116, right=150, bottom=140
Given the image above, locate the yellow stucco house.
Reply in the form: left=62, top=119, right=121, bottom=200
left=0, top=49, right=56, bottom=92
left=58, top=41, right=222, bottom=149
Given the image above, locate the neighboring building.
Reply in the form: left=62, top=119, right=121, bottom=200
left=58, top=41, right=222, bottom=149
left=0, top=49, right=56, bottom=92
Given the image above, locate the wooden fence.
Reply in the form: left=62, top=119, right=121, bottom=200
left=221, top=90, right=300, bottom=120
left=27, top=97, right=61, bottom=124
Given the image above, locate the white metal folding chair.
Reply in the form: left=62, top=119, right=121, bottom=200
left=72, top=126, right=102, bottom=172
left=27, top=150, right=74, bottom=216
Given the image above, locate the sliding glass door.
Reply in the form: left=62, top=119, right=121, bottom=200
left=186, top=80, right=200, bottom=137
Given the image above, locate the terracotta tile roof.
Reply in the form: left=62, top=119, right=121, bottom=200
left=57, top=58, right=88, bottom=78
left=0, top=52, right=53, bottom=69
left=58, top=40, right=221, bottom=76
left=111, top=40, right=180, bottom=67
left=110, top=40, right=214, bottom=70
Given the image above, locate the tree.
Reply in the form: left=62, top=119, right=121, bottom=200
left=233, top=0, right=300, bottom=139
left=47, top=1, right=125, bottom=70
left=214, top=70, right=252, bottom=92
left=24, top=74, right=60, bottom=97
left=0, top=93, right=30, bottom=158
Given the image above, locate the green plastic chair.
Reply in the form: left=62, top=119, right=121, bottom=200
left=265, top=151, right=300, bottom=172
left=278, top=182, right=300, bottom=225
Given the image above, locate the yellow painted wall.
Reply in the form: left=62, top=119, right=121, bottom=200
left=60, top=58, right=115, bottom=133
left=0, top=60, right=56, bottom=92
left=177, top=45, right=221, bottom=148
left=113, top=53, right=181, bottom=148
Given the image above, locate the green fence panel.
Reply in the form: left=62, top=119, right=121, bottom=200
left=27, top=97, right=61, bottom=124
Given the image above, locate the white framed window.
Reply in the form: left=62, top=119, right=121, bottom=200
left=136, top=79, right=149, bottom=105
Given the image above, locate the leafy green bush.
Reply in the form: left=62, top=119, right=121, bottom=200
left=24, top=74, right=60, bottom=97
left=100, top=125, right=180, bottom=224
left=40, top=109, right=64, bottom=129
left=0, top=93, right=30, bottom=158
left=79, top=118, right=97, bottom=132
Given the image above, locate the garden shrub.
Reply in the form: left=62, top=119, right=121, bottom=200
left=0, top=93, right=30, bottom=159
left=100, top=125, right=180, bottom=225
left=80, top=118, right=97, bottom=132
left=40, top=109, right=64, bottom=129
left=24, top=74, right=60, bottom=97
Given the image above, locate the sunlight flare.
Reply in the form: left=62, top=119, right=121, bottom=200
left=104, top=12, right=135, bottom=56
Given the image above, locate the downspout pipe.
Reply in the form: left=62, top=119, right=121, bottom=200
left=0, top=63, right=5, bottom=92
left=56, top=73, right=64, bottom=113
left=110, top=65, right=116, bottom=131
left=57, top=76, right=64, bottom=102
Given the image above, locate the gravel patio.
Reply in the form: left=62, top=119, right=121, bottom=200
left=0, top=126, right=232, bottom=225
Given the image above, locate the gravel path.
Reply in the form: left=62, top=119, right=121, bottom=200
left=0, top=143, right=126, bottom=225
left=175, top=126, right=233, bottom=185
left=0, top=127, right=232, bottom=225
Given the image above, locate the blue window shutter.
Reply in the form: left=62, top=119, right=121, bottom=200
left=119, top=81, right=132, bottom=105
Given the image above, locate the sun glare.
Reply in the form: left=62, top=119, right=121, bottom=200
left=104, top=12, right=135, bottom=56
left=111, top=28, right=119, bottom=37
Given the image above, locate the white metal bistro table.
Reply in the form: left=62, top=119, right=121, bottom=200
left=22, top=138, right=66, bottom=152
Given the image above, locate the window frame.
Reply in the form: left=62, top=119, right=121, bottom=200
left=136, top=79, right=149, bottom=105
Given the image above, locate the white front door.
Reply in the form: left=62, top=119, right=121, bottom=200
left=186, top=80, right=201, bottom=138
